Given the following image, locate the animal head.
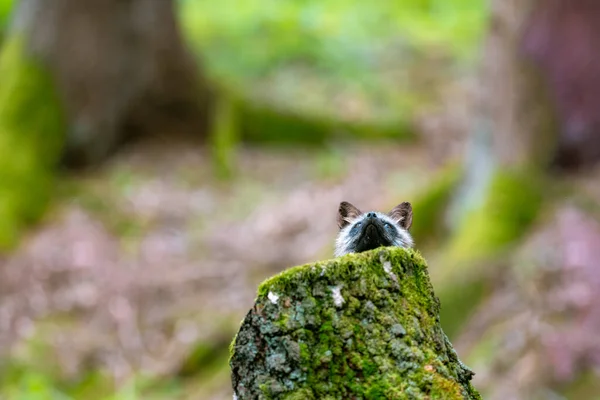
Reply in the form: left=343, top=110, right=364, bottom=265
left=334, top=201, right=413, bottom=257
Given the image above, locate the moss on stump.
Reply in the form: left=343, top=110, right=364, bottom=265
left=230, top=247, right=480, bottom=399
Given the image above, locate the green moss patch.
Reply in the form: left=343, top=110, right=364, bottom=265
left=230, top=247, right=480, bottom=399
left=444, top=170, right=544, bottom=264
left=0, top=35, right=65, bottom=250
left=406, top=163, right=461, bottom=246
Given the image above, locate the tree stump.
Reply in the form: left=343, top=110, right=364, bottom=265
left=230, top=247, right=480, bottom=399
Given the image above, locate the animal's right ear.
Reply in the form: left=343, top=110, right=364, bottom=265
left=337, top=201, right=362, bottom=229
left=388, top=202, right=413, bottom=230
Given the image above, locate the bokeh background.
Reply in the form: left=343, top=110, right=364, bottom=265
left=1, top=0, right=600, bottom=399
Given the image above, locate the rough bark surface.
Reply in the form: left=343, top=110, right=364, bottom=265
left=230, top=247, right=480, bottom=400
left=11, top=0, right=212, bottom=167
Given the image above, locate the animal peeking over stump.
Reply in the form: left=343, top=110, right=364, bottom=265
left=229, top=247, right=480, bottom=399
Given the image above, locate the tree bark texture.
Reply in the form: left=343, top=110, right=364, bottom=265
left=230, top=247, right=480, bottom=400
left=11, top=0, right=212, bottom=167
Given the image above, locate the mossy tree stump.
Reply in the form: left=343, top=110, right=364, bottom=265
left=230, top=247, right=480, bottom=399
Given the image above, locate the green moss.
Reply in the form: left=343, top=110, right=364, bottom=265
left=406, top=163, right=461, bottom=246
left=232, top=247, right=480, bottom=399
left=283, top=388, right=315, bottom=400
left=444, top=170, right=544, bottom=263
left=0, top=35, right=65, bottom=250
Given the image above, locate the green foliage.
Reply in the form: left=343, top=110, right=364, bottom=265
left=0, top=0, right=13, bottom=31
left=0, top=317, right=73, bottom=400
left=233, top=247, right=480, bottom=399
left=178, top=0, right=488, bottom=141
left=394, top=0, right=488, bottom=59
left=179, top=0, right=486, bottom=80
left=1, top=370, right=72, bottom=400
left=0, top=35, right=66, bottom=250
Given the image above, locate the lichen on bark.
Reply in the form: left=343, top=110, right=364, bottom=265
left=230, top=247, right=480, bottom=399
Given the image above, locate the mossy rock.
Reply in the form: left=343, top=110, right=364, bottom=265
left=230, top=247, right=480, bottom=399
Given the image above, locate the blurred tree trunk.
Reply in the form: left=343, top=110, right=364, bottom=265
left=0, top=0, right=212, bottom=250
left=430, top=0, right=559, bottom=338
left=476, top=0, right=558, bottom=169
left=11, top=0, right=212, bottom=167
left=445, top=2, right=600, bottom=396
left=441, top=0, right=557, bottom=263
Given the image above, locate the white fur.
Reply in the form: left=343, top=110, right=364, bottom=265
left=334, top=211, right=413, bottom=257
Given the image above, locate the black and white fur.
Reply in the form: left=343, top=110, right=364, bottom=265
left=334, top=201, right=413, bottom=257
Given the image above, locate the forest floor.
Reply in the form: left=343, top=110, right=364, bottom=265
left=3, top=119, right=600, bottom=399
left=0, top=128, right=464, bottom=399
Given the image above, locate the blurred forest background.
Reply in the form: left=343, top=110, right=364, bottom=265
left=1, top=0, right=600, bottom=399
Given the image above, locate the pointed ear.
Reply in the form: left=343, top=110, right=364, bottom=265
left=388, top=202, right=412, bottom=230
left=337, top=201, right=362, bottom=229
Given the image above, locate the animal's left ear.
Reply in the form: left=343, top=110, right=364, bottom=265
left=338, top=201, right=362, bottom=229
left=388, top=202, right=412, bottom=230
